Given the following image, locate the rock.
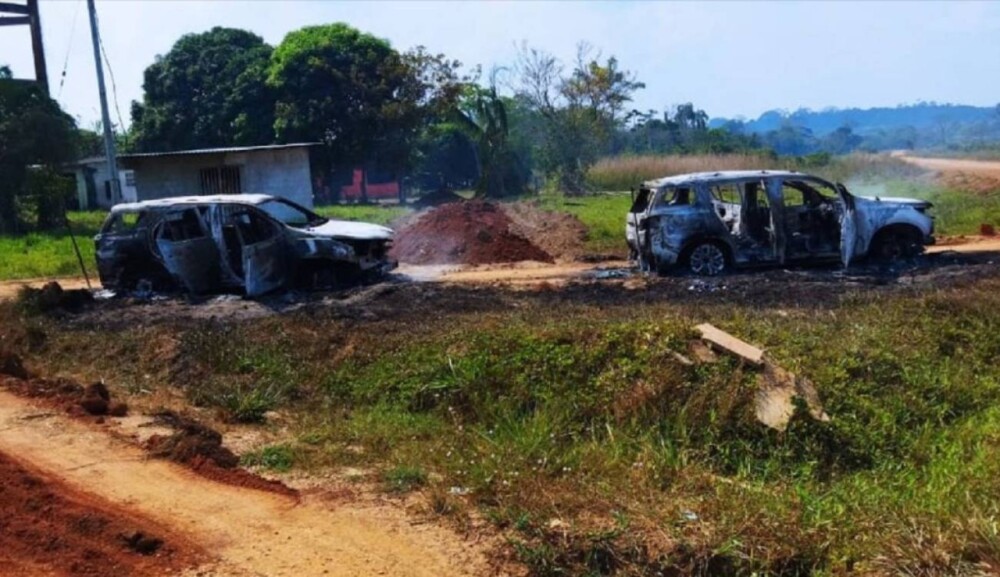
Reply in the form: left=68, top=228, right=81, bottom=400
left=84, top=382, right=111, bottom=402
left=79, top=396, right=109, bottom=416
left=120, top=530, right=163, bottom=555
left=0, top=351, right=29, bottom=380
left=108, top=402, right=129, bottom=417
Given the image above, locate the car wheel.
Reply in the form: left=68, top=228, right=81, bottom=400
left=871, top=228, right=921, bottom=262
left=687, top=242, right=728, bottom=276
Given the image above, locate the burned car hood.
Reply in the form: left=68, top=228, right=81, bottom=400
left=857, top=196, right=932, bottom=208
left=302, top=220, right=394, bottom=240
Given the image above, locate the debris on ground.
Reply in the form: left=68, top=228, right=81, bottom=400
left=390, top=201, right=554, bottom=265
left=756, top=361, right=831, bottom=431
left=694, top=323, right=829, bottom=431
left=16, top=281, right=94, bottom=314
left=695, top=323, right=764, bottom=365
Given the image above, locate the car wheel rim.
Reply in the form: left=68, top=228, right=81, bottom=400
left=690, top=244, right=725, bottom=276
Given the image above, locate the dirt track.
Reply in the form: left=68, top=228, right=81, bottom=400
left=0, top=391, right=491, bottom=577
left=897, top=154, right=1000, bottom=179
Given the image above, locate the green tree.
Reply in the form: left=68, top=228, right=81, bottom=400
left=0, top=73, right=78, bottom=233
left=268, top=25, right=401, bottom=168
left=454, top=87, right=528, bottom=198
left=513, top=43, right=643, bottom=194
left=268, top=25, right=465, bottom=201
left=130, top=27, right=275, bottom=151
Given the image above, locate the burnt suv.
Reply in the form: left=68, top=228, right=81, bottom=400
left=626, top=170, right=934, bottom=275
left=95, top=194, right=395, bottom=296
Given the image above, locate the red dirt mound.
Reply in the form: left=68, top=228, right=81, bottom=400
left=0, top=449, right=201, bottom=576
left=390, top=201, right=553, bottom=265
left=0, top=373, right=128, bottom=418
left=146, top=411, right=297, bottom=498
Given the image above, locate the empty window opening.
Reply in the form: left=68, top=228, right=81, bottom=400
left=658, top=186, right=693, bottom=206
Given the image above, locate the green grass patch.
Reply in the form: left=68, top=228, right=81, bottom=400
left=11, top=275, right=1000, bottom=573
left=314, top=204, right=412, bottom=226
left=0, top=211, right=104, bottom=281
left=241, top=444, right=296, bottom=472
left=383, top=465, right=428, bottom=493
left=534, top=193, right=632, bottom=254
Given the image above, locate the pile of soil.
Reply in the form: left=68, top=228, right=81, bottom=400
left=0, top=450, right=198, bottom=576
left=390, top=201, right=554, bottom=265
left=146, top=411, right=297, bottom=497
left=0, top=358, right=128, bottom=418
left=500, top=201, right=589, bottom=262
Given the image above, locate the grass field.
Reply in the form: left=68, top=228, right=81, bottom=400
left=0, top=211, right=105, bottom=281
left=10, top=270, right=1000, bottom=575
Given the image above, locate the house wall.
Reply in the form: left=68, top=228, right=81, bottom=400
left=72, top=163, right=138, bottom=210
left=126, top=147, right=314, bottom=208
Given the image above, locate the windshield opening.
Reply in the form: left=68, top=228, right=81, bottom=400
left=258, top=199, right=327, bottom=228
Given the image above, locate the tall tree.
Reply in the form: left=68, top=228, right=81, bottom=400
left=268, top=25, right=465, bottom=201
left=268, top=25, right=401, bottom=167
left=0, top=74, right=77, bottom=232
left=512, top=43, right=643, bottom=194
left=130, top=27, right=275, bottom=151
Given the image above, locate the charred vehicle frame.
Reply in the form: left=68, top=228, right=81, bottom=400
left=95, top=194, right=396, bottom=296
left=626, top=170, right=935, bottom=275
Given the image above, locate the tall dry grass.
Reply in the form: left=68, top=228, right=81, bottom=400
left=586, top=153, right=780, bottom=190
left=586, top=152, right=927, bottom=191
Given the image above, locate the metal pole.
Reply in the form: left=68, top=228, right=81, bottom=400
left=26, top=0, right=47, bottom=95
left=65, top=217, right=92, bottom=290
left=86, top=0, right=119, bottom=203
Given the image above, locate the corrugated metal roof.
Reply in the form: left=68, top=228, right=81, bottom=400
left=118, top=142, right=321, bottom=160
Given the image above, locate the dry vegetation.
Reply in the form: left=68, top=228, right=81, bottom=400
left=585, top=152, right=927, bottom=191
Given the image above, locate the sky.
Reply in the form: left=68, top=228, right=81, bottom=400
left=2, top=0, right=999, bottom=129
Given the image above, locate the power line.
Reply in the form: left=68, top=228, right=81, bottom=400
left=56, top=0, right=83, bottom=98
left=93, top=4, right=127, bottom=146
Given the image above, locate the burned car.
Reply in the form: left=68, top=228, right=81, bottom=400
left=95, top=194, right=395, bottom=296
left=627, top=170, right=934, bottom=275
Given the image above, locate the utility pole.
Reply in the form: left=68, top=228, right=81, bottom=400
left=86, top=0, right=119, bottom=202
left=0, top=0, right=49, bottom=94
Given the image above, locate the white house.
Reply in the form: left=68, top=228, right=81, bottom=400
left=121, top=143, right=319, bottom=208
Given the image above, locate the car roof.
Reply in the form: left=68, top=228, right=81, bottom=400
left=110, top=194, right=274, bottom=213
left=642, top=170, right=820, bottom=188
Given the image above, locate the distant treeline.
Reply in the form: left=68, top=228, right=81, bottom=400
left=709, top=103, right=1000, bottom=155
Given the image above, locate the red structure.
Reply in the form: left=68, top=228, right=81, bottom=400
left=340, top=169, right=400, bottom=202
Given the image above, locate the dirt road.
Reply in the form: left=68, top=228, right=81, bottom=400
left=896, top=154, right=1000, bottom=179
left=0, top=390, right=491, bottom=577
left=896, top=152, right=1000, bottom=194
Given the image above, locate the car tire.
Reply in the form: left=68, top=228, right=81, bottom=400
left=685, top=241, right=729, bottom=276
left=870, top=227, right=922, bottom=262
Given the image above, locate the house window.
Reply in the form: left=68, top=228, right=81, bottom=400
left=200, top=166, right=242, bottom=195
